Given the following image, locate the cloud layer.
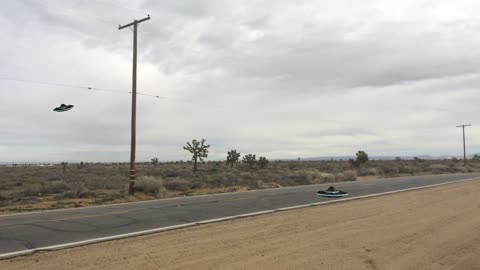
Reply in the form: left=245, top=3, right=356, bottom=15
left=1, top=0, right=480, bottom=162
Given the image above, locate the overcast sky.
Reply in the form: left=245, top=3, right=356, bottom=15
left=1, top=0, right=480, bottom=162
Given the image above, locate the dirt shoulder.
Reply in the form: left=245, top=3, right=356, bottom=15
left=2, top=180, right=480, bottom=270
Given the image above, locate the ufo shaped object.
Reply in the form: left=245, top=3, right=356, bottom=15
left=53, top=104, right=74, bottom=112
left=316, top=186, right=349, bottom=197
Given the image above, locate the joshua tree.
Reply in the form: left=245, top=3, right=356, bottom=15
left=226, top=150, right=241, bottom=168
left=183, top=138, right=210, bottom=172
left=413, top=156, right=424, bottom=162
left=258, top=156, right=269, bottom=169
left=61, top=162, right=68, bottom=174
left=243, top=154, right=257, bottom=169
left=151, top=157, right=159, bottom=167
left=356, top=150, right=369, bottom=164
left=350, top=150, right=369, bottom=167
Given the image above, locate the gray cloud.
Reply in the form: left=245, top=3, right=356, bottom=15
left=1, top=0, right=480, bottom=162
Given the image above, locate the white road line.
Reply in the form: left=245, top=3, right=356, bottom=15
left=235, top=210, right=276, bottom=218
left=0, top=176, right=478, bottom=260
left=276, top=204, right=311, bottom=211
left=196, top=216, right=238, bottom=224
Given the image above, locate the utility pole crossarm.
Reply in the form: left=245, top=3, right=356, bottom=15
left=118, top=15, right=150, bottom=30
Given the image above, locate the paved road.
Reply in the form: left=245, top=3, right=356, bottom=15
left=1, top=173, right=479, bottom=255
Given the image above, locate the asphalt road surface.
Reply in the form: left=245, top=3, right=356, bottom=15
left=1, top=173, right=479, bottom=255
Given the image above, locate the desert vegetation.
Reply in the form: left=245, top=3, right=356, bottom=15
left=183, top=138, right=210, bottom=172
left=1, top=152, right=480, bottom=213
left=226, top=150, right=241, bottom=168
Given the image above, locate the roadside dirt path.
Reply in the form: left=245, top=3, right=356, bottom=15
left=2, top=180, right=479, bottom=270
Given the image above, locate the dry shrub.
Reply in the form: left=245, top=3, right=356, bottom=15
left=43, top=181, right=70, bottom=194
left=398, top=166, right=416, bottom=175
left=455, top=167, right=467, bottom=173
left=382, top=166, right=400, bottom=177
left=164, top=178, right=191, bottom=192
left=358, top=167, right=379, bottom=176
left=135, top=176, right=164, bottom=196
left=310, top=170, right=324, bottom=180
left=22, top=185, right=43, bottom=196
left=289, top=172, right=313, bottom=185
left=430, top=164, right=450, bottom=174
left=335, top=170, right=357, bottom=182
left=216, top=171, right=240, bottom=187
left=466, top=166, right=476, bottom=172
left=62, top=183, right=94, bottom=198
left=259, top=182, right=281, bottom=189
left=84, top=174, right=125, bottom=190
left=246, top=180, right=264, bottom=189
left=317, top=172, right=336, bottom=183
left=461, top=166, right=475, bottom=173
left=22, top=181, right=70, bottom=196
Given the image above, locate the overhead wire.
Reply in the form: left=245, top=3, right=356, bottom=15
left=0, top=77, right=163, bottom=98
left=0, top=76, right=232, bottom=111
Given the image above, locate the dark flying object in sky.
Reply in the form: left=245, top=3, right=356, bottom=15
left=53, top=104, right=74, bottom=112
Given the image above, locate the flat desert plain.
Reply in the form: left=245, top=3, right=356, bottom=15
left=1, top=180, right=479, bottom=270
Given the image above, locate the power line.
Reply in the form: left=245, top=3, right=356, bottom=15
left=0, top=76, right=163, bottom=98
left=0, top=76, right=232, bottom=110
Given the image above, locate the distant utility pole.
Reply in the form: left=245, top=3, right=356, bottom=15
left=118, top=15, right=150, bottom=195
left=456, top=124, right=471, bottom=166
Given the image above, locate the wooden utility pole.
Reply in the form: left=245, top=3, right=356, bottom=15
left=118, top=15, right=150, bottom=195
left=456, top=124, right=471, bottom=166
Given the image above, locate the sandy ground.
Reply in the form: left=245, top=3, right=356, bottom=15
left=1, top=180, right=479, bottom=270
